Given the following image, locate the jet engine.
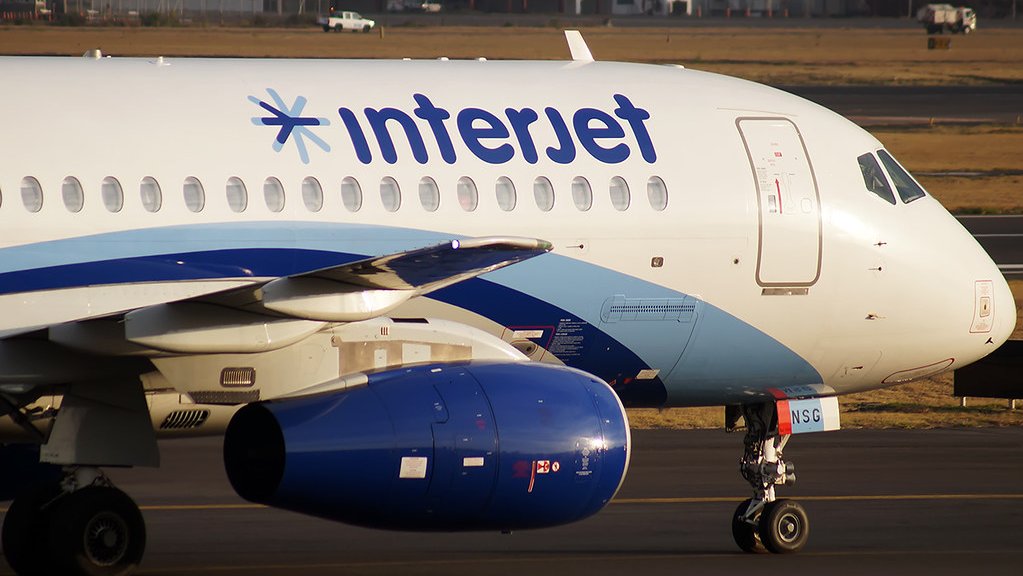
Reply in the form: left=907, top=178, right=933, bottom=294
left=223, top=361, right=630, bottom=531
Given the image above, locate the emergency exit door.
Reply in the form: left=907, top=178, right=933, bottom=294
left=737, top=117, right=822, bottom=288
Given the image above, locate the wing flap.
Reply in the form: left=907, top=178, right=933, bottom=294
left=33, top=236, right=552, bottom=355
left=254, top=236, right=551, bottom=322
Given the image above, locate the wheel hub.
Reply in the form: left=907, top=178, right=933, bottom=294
left=84, top=511, right=129, bottom=566
left=777, top=512, right=801, bottom=543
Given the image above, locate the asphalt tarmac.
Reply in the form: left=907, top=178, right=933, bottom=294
left=958, top=215, right=1023, bottom=278
left=783, top=85, right=1023, bottom=125
left=7, top=428, right=1014, bottom=576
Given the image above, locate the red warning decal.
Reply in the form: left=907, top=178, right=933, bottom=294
left=776, top=399, right=792, bottom=435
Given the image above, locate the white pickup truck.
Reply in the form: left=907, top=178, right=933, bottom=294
left=317, top=11, right=375, bottom=33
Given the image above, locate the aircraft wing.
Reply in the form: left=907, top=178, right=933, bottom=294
left=202, top=235, right=552, bottom=316
left=42, top=236, right=553, bottom=356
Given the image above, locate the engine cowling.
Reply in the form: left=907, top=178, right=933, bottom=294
left=223, top=361, right=630, bottom=531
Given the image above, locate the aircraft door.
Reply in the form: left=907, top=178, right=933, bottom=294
left=737, top=118, right=822, bottom=288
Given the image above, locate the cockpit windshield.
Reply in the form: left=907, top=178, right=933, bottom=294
left=877, top=150, right=927, bottom=204
left=857, top=152, right=895, bottom=205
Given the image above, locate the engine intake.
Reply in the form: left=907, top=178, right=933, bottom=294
left=224, top=361, right=630, bottom=531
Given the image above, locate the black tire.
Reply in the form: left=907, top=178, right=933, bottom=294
left=731, top=498, right=766, bottom=553
left=759, top=499, right=809, bottom=554
left=322, top=25, right=330, bottom=32
left=2, top=484, right=61, bottom=576
left=47, top=486, right=146, bottom=576
left=363, top=25, right=371, bottom=32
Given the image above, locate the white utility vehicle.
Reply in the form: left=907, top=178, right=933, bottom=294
left=917, top=4, right=977, bottom=34
left=317, top=11, right=375, bottom=33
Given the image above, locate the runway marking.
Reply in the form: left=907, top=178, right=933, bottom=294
left=3, top=494, right=1020, bottom=514
left=140, top=504, right=266, bottom=511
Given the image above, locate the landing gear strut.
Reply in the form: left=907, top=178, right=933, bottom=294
left=729, top=402, right=809, bottom=554
left=2, top=467, right=145, bottom=576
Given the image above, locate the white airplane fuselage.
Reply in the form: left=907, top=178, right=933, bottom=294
left=0, top=55, right=1013, bottom=409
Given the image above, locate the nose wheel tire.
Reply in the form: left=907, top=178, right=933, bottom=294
left=731, top=498, right=767, bottom=553
left=759, top=499, right=809, bottom=554
left=46, top=486, right=146, bottom=576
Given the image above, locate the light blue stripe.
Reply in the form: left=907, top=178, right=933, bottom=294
left=0, top=222, right=450, bottom=274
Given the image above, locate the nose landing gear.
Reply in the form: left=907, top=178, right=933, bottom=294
left=729, top=402, right=810, bottom=554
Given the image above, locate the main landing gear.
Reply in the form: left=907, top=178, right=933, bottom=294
left=2, top=467, right=145, bottom=576
left=728, top=402, right=809, bottom=554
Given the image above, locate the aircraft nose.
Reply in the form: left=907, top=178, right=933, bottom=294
left=902, top=206, right=1017, bottom=371
left=958, top=233, right=1015, bottom=366
left=988, top=269, right=1016, bottom=347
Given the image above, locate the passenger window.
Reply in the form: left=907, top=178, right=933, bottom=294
left=101, top=177, right=124, bottom=213
left=302, top=177, right=324, bottom=212
left=380, top=177, right=400, bottom=212
left=571, top=177, right=592, bottom=211
left=857, top=153, right=895, bottom=205
left=183, top=177, right=205, bottom=213
left=647, top=176, right=668, bottom=211
left=62, top=176, right=84, bottom=213
left=496, top=177, right=516, bottom=211
left=609, top=176, right=630, bottom=211
left=263, top=177, right=285, bottom=213
left=140, top=177, right=162, bottom=213
left=226, top=177, right=248, bottom=213
left=341, top=177, right=362, bottom=212
left=21, top=177, right=43, bottom=213
left=419, top=177, right=440, bottom=212
left=457, top=177, right=478, bottom=212
left=533, top=177, right=554, bottom=212
left=877, top=150, right=926, bottom=204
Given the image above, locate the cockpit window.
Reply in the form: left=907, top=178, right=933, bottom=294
left=877, top=150, right=927, bottom=204
left=857, top=152, right=895, bottom=205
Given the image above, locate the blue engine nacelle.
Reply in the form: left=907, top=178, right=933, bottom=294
left=223, top=361, right=630, bottom=531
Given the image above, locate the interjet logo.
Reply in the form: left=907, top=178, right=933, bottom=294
left=249, top=88, right=331, bottom=164
left=248, top=89, right=657, bottom=166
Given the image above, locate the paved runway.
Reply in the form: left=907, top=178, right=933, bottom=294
left=5, top=428, right=1015, bottom=576
left=783, top=85, right=1023, bottom=125
left=958, top=215, right=1023, bottom=278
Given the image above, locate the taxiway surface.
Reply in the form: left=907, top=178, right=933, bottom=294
left=958, top=215, right=1023, bottom=278
left=784, top=85, right=1023, bottom=125
left=8, top=428, right=1015, bottom=576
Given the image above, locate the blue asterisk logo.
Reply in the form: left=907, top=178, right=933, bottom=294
left=249, top=88, right=331, bottom=164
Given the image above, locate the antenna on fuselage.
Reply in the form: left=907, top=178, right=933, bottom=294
left=564, top=30, right=594, bottom=63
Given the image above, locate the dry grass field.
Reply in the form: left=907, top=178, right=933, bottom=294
left=1, top=24, right=1020, bottom=428
left=1, top=25, right=1023, bottom=85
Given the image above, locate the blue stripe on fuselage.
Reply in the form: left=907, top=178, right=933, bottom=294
left=0, top=222, right=821, bottom=406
